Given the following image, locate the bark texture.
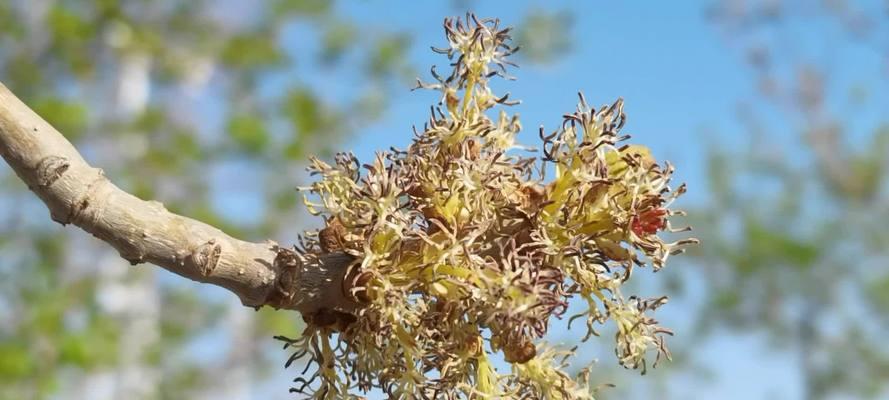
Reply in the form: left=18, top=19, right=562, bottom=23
left=0, top=82, right=358, bottom=316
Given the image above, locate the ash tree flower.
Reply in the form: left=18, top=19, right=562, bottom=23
left=275, top=13, right=697, bottom=400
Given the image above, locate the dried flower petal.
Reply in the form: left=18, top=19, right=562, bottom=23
left=278, top=13, right=696, bottom=399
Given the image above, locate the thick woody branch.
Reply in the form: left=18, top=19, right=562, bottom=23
left=0, top=82, right=359, bottom=316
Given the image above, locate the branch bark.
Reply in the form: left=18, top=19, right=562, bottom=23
left=0, top=82, right=359, bottom=317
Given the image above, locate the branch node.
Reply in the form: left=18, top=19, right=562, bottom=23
left=192, top=238, right=222, bottom=277
left=124, top=254, right=145, bottom=266
left=50, top=211, right=68, bottom=226
left=265, top=247, right=302, bottom=309
left=36, top=155, right=69, bottom=187
left=176, top=249, right=189, bottom=267
left=65, top=169, right=106, bottom=225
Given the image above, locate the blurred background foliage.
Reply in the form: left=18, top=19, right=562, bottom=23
left=0, top=1, right=574, bottom=399
left=1, top=1, right=887, bottom=400
left=0, top=0, right=414, bottom=398
left=684, top=1, right=889, bottom=399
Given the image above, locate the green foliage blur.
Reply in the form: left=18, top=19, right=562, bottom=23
left=0, top=1, right=412, bottom=398
left=680, top=2, right=889, bottom=399
left=3, top=1, right=886, bottom=399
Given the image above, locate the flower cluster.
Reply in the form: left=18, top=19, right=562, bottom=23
left=277, top=14, right=697, bottom=399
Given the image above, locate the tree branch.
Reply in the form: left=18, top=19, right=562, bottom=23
left=0, top=82, right=360, bottom=317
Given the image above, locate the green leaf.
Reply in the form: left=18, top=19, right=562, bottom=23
left=282, top=88, right=322, bottom=134
left=0, top=2, right=24, bottom=39
left=320, top=22, right=357, bottom=64
left=133, top=107, right=167, bottom=132
left=47, top=5, right=97, bottom=76
left=866, top=274, right=889, bottom=316
left=273, top=0, right=330, bottom=17
left=515, top=9, right=573, bottom=64
left=368, top=34, right=411, bottom=78
left=740, top=217, right=820, bottom=272
left=257, top=307, right=303, bottom=337
left=220, top=33, right=286, bottom=71
left=48, top=6, right=94, bottom=42
left=31, top=98, right=89, bottom=141
left=0, top=342, right=35, bottom=380
left=227, top=114, right=270, bottom=154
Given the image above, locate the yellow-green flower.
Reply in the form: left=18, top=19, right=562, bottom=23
left=277, top=13, right=697, bottom=399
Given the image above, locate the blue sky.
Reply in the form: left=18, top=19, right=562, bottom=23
left=334, top=1, right=747, bottom=202
left=3, top=1, right=886, bottom=399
